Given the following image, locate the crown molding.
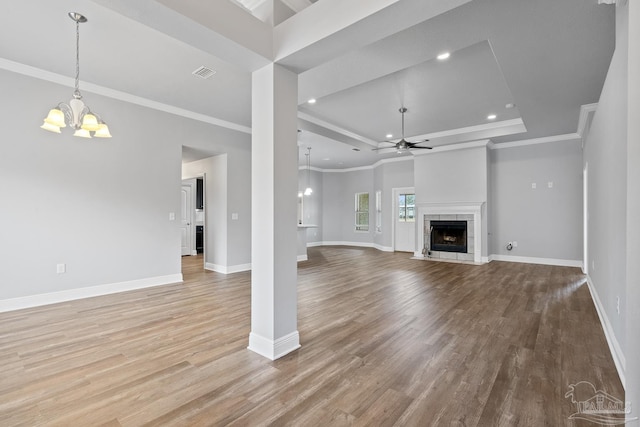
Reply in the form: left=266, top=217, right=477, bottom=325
left=0, top=57, right=252, bottom=135
left=297, top=112, right=379, bottom=147
left=320, top=154, right=414, bottom=173
left=490, top=133, right=581, bottom=149
left=412, top=139, right=491, bottom=155
left=281, top=0, right=315, bottom=13
left=410, top=118, right=525, bottom=142
left=577, top=102, right=598, bottom=137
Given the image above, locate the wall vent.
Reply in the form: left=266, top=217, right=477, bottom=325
left=192, top=66, right=217, bottom=79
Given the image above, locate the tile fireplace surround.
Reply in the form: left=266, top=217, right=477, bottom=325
left=416, top=202, right=485, bottom=264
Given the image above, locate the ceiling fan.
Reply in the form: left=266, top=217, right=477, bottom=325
left=373, top=107, right=432, bottom=152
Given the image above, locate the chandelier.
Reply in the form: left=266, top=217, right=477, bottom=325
left=304, top=147, right=313, bottom=196
left=41, top=12, right=112, bottom=138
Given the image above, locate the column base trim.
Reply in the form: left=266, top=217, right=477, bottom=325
left=248, top=331, right=301, bottom=360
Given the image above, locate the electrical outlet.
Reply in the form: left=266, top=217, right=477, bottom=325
left=513, top=241, right=518, bottom=247
left=531, top=182, right=537, bottom=189
left=592, top=260, right=595, bottom=271
left=616, top=296, right=620, bottom=315
left=56, top=263, right=66, bottom=274
left=548, top=181, right=553, bottom=188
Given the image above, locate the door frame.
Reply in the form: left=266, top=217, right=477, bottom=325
left=182, top=173, right=207, bottom=267
left=392, top=186, right=416, bottom=252
left=181, top=179, right=197, bottom=256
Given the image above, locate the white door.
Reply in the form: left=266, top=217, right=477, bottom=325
left=180, top=184, right=193, bottom=256
left=394, top=188, right=416, bottom=253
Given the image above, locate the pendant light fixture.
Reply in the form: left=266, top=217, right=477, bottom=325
left=304, top=147, right=313, bottom=196
left=40, top=12, right=112, bottom=138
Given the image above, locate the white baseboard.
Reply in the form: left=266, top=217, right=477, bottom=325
left=307, top=241, right=323, bottom=248
left=205, top=262, right=252, bottom=274
left=489, top=254, right=582, bottom=267
left=297, top=255, right=308, bottom=262
left=315, top=241, right=376, bottom=248
left=0, top=274, right=183, bottom=313
left=585, top=276, right=626, bottom=388
left=374, top=244, right=394, bottom=252
left=248, top=331, right=301, bottom=360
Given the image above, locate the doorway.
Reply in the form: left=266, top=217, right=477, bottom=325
left=181, top=180, right=196, bottom=256
left=393, top=187, right=416, bottom=253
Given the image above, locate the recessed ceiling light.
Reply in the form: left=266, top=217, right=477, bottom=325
left=352, top=148, right=360, bottom=152
left=487, top=114, right=497, bottom=120
left=505, top=103, right=515, bottom=109
left=307, top=98, right=317, bottom=104
left=437, top=52, right=451, bottom=60
left=386, top=134, right=393, bottom=139
left=323, top=157, right=330, bottom=161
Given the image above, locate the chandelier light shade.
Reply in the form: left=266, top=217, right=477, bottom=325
left=41, top=12, right=112, bottom=138
left=304, top=147, right=313, bottom=196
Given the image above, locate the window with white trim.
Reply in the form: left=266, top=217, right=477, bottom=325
left=398, top=193, right=415, bottom=222
left=355, top=192, right=369, bottom=231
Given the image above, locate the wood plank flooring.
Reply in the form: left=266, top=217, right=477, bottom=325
left=0, top=247, right=623, bottom=426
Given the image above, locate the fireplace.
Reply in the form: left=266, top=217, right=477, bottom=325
left=430, top=220, right=467, bottom=253
left=418, top=202, right=484, bottom=263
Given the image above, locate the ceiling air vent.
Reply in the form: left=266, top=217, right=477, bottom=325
left=192, top=66, right=217, bottom=80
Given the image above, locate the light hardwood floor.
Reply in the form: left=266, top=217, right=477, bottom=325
left=0, top=247, right=623, bottom=426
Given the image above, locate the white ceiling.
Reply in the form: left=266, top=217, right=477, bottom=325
left=0, top=0, right=615, bottom=169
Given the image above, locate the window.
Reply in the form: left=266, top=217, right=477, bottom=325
left=355, top=192, right=369, bottom=231
left=398, top=193, right=415, bottom=222
left=375, top=190, right=382, bottom=233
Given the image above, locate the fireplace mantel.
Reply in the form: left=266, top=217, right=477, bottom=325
left=416, top=202, right=486, bottom=263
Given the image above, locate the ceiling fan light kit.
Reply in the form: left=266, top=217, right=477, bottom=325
left=373, top=107, right=432, bottom=153
left=41, top=12, right=112, bottom=138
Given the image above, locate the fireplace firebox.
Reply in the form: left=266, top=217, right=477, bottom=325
left=430, top=220, right=467, bottom=253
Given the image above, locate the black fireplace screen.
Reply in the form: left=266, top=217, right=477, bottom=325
left=430, top=220, right=467, bottom=253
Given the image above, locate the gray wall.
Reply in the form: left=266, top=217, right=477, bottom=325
left=0, top=69, right=250, bottom=301
left=490, top=140, right=583, bottom=261
left=414, top=146, right=488, bottom=204
left=583, top=0, right=628, bottom=384
left=625, top=0, right=640, bottom=416
left=322, top=168, right=374, bottom=244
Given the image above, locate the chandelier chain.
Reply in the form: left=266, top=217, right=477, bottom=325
left=74, top=19, right=81, bottom=99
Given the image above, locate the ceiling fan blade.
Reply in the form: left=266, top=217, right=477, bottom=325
left=410, top=145, right=433, bottom=149
left=406, top=139, right=429, bottom=146
left=373, top=140, right=401, bottom=151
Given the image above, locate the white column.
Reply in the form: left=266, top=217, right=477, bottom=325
left=248, top=63, right=300, bottom=360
